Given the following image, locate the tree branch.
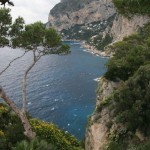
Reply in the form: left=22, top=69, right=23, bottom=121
left=0, top=51, right=26, bottom=76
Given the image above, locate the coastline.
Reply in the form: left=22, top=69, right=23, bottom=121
left=63, top=39, right=114, bottom=58
left=81, top=41, right=114, bottom=58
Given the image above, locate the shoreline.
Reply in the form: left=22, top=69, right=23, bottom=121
left=81, top=41, right=113, bottom=58
left=63, top=39, right=113, bottom=58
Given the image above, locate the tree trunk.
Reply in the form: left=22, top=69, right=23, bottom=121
left=22, top=51, right=41, bottom=113
left=19, top=111, right=36, bottom=140
left=0, top=87, right=36, bottom=140
left=22, top=60, right=36, bottom=113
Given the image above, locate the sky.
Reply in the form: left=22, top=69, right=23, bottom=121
left=7, top=0, right=60, bottom=24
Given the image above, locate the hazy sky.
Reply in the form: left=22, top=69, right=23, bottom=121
left=6, top=0, right=60, bottom=24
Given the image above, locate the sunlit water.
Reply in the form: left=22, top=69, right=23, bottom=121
left=0, top=41, right=108, bottom=140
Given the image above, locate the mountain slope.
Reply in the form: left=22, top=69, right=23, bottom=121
left=48, top=0, right=150, bottom=52
left=49, top=0, right=116, bottom=31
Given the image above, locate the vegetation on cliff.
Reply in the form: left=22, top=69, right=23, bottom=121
left=113, top=0, right=150, bottom=16
left=96, top=18, right=150, bottom=150
left=92, top=1, right=150, bottom=148
left=105, top=23, right=150, bottom=81
left=102, top=64, right=150, bottom=149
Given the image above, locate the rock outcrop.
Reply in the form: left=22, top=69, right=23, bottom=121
left=85, top=78, right=122, bottom=150
left=49, top=0, right=116, bottom=31
left=48, top=0, right=150, bottom=51
left=111, top=14, right=150, bottom=42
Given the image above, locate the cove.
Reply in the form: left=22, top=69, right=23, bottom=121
left=0, top=41, right=108, bottom=140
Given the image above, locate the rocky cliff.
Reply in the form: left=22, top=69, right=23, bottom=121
left=111, top=14, right=150, bottom=42
left=85, top=78, right=122, bottom=150
left=48, top=0, right=116, bottom=41
left=49, top=0, right=116, bottom=31
left=48, top=0, right=150, bottom=51
left=85, top=18, right=150, bottom=150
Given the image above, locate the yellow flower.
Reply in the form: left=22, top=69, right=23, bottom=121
left=0, top=130, right=5, bottom=137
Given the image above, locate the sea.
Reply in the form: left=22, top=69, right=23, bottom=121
left=0, top=41, right=108, bottom=140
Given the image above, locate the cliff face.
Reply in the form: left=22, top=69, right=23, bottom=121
left=111, top=15, right=150, bottom=42
left=85, top=15, right=150, bottom=150
left=49, top=0, right=116, bottom=31
left=49, top=0, right=150, bottom=51
left=85, top=78, right=122, bottom=150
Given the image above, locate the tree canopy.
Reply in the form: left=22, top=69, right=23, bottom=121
left=0, top=7, right=70, bottom=141
left=0, top=8, right=12, bottom=46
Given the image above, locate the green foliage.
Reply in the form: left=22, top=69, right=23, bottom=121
left=93, top=34, right=113, bottom=51
left=0, top=104, right=82, bottom=150
left=21, top=22, right=45, bottom=49
left=103, top=64, right=150, bottom=148
left=10, top=17, right=25, bottom=37
left=62, top=24, right=95, bottom=41
left=13, top=138, right=55, bottom=150
left=30, top=119, right=81, bottom=150
left=58, top=44, right=70, bottom=54
left=12, top=21, right=70, bottom=54
left=103, top=23, right=150, bottom=148
left=106, top=139, right=150, bottom=150
left=61, top=14, right=115, bottom=41
left=113, top=0, right=150, bottom=16
left=0, top=8, right=70, bottom=55
left=109, top=126, right=128, bottom=143
left=0, top=7, right=73, bottom=150
left=96, top=97, right=111, bottom=112
left=0, top=104, right=25, bottom=149
left=112, top=64, right=150, bottom=134
left=136, top=140, right=150, bottom=150
left=0, top=130, right=7, bottom=150
left=104, top=141, right=124, bottom=150
left=105, top=29, right=150, bottom=81
left=139, top=22, right=150, bottom=39
left=0, top=8, right=12, bottom=47
left=45, top=28, right=61, bottom=47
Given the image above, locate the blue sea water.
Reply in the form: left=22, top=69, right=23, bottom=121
left=0, top=41, right=108, bottom=140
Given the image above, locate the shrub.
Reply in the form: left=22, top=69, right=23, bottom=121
left=105, top=28, right=150, bottom=81
left=30, top=119, right=81, bottom=150
left=104, top=141, right=124, bottom=150
left=0, top=104, right=82, bottom=150
left=13, top=138, right=55, bottom=150
left=111, top=64, right=150, bottom=135
left=113, top=0, right=150, bottom=16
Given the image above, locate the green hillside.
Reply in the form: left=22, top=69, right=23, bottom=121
left=113, top=0, right=150, bottom=16
left=94, top=2, right=150, bottom=149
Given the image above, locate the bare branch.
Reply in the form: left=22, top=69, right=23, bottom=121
left=0, top=51, right=26, bottom=76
